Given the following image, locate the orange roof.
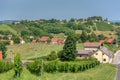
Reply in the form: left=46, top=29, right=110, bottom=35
left=32, top=40, right=37, bottom=43
left=106, top=38, right=115, bottom=43
left=40, top=36, right=49, bottom=42
left=0, top=51, right=2, bottom=60
left=99, top=40, right=105, bottom=43
left=84, top=42, right=101, bottom=48
left=51, top=38, right=59, bottom=42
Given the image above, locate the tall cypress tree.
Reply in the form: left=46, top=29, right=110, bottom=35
left=59, top=34, right=77, bottom=61
left=81, top=30, right=88, bottom=42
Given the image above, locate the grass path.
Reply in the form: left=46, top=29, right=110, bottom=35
left=0, top=64, right=116, bottom=80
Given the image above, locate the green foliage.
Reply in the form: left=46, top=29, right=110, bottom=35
left=59, top=34, right=77, bottom=61
left=27, top=60, right=44, bottom=76
left=12, top=36, right=20, bottom=44
left=81, top=30, right=88, bottom=42
left=96, top=22, right=114, bottom=31
left=88, top=32, right=98, bottom=42
left=14, top=53, right=23, bottom=77
left=0, top=60, right=14, bottom=73
left=47, top=51, right=58, bottom=61
left=44, top=60, right=100, bottom=73
left=0, top=43, right=7, bottom=58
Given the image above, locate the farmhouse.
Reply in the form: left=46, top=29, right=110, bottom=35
left=93, top=47, right=113, bottom=63
left=99, top=38, right=116, bottom=44
left=77, top=42, right=113, bottom=63
left=84, top=42, right=102, bottom=51
left=40, top=36, right=50, bottom=43
left=51, top=38, right=65, bottom=45
left=0, top=51, right=2, bottom=60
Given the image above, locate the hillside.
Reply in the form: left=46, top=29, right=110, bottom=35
left=0, top=24, right=17, bottom=35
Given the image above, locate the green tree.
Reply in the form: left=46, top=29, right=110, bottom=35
left=12, top=37, right=20, bottom=44
left=89, top=32, right=98, bottom=42
left=14, top=53, right=23, bottom=78
left=0, top=43, right=7, bottom=59
left=81, top=30, right=88, bottom=42
left=59, top=34, right=77, bottom=61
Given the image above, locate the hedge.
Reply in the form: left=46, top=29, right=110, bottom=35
left=27, top=60, right=100, bottom=75
left=0, top=60, right=14, bottom=73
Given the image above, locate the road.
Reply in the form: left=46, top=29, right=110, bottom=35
left=113, top=50, right=120, bottom=80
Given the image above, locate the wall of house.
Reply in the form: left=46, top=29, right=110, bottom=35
left=93, top=50, right=110, bottom=63
left=85, top=48, right=98, bottom=51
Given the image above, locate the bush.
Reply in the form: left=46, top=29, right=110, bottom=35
left=0, top=60, right=14, bottom=73
left=27, top=60, right=44, bottom=76
left=47, top=51, right=58, bottom=61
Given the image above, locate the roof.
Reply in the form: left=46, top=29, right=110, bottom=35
left=99, top=40, right=105, bottom=43
left=77, top=50, right=94, bottom=55
left=84, top=42, right=101, bottom=48
left=100, top=47, right=113, bottom=58
left=32, top=40, right=37, bottom=43
left=40, top=36, right=49, bottom=42
left=106, top=38, right=115, bottom=43
left=0, top=51, right=2, bottom=60
left=51, top=38, right=59, bottom=42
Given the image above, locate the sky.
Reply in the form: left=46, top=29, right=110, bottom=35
left=0, top=0, right=120, bottom=20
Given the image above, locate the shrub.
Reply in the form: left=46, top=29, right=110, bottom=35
left=14, top=53, right=23, bottom=78
left=27, top=59, right=44, bottom=76
left=0, top=60, right=13, bottom=73
left=47, top=51, right=58, bottom=61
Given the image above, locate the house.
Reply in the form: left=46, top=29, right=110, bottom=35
left=77, top=42, right=113, bottom=63
left=57, top=38, right=65, bottom=45
left=77, top=50, right=94, bottom=59
left=32, top=40, right=37, bottom=43
left=51, top=38, right=65, bottom=45
left=93, top=47, right=113, bottom=63
left=84, top=42, right=102, bottom=51
left=99, top=38, right=116, bottom=44
left=0, top=51, right=2, bottom=60
left=20, top=40, right=25, bottom=44
left=40, top=36, right=50, bottom=43
left=0, top=40, right=14, bottom=45
left=51, top=38, right=58, bottom=44
left=106, top=38, right=116, bottom=44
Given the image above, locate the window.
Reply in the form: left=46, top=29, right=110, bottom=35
left=102, top=53, right=104, bottom=55
left=103, top=58, right=106, bottom=61
left=96, top=53, right=98, bottom=55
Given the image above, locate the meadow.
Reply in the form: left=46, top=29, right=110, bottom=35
left=0, top=64, right=116, bottom=80
left=6, top=43, right=84, bottom=60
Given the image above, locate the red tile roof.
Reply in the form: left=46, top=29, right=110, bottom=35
left=51, top=38, right=65, bottom=44
left=40, top=36, right=50, bottom=42
left=51, top=38, right=59, bottom=43
left=32, top=40, right=37, bottom=43
left=99, top=40, right=105, bottom=43
left=106, top=38, right=115, bottom=43
left=84, top=42, right=101, bottom=48
left=0, top=51, right=2, bottom=60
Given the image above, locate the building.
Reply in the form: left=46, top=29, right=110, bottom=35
left=20, top=40, right=25, bottom=44
left=0, top=51, right=2, bottom=60
left=77, top=50, right=94, bottom=59
left=51, top=38, right=65, bottom=45
left=93, top=47, right=113, bottom=63
left=84, top=42, right=102, bottom=51
left=40, top=36, right=50, bottom=43
left=77, top=42, right=113, bottom=63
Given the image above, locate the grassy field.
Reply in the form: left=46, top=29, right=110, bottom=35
left=0, top=64, right=116, bottom=80
left=0, top=24, right=17, bottom=35
left=6, top=43, right=84, bottom=60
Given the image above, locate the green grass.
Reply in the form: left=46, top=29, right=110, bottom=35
left=6, top=43, right=84, bottom=60
left=96, top=22, right=114, bottom=31
left=0, top=64, right=116, bottom=80
left=0, top=24, right=17, bottom=34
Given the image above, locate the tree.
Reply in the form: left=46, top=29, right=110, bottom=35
left=12, top=37, right=20, bottom=44
left=89, top=32, right=98, bottom=42
left=14, top=53, right=23, bottom=78
left=59, top=34, right=77, bottom=61
left=0, top=43, right=7, bottom=58
left=47, top=51, right=58, bottom=61
left=81, top=30, right=88, bottom=42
